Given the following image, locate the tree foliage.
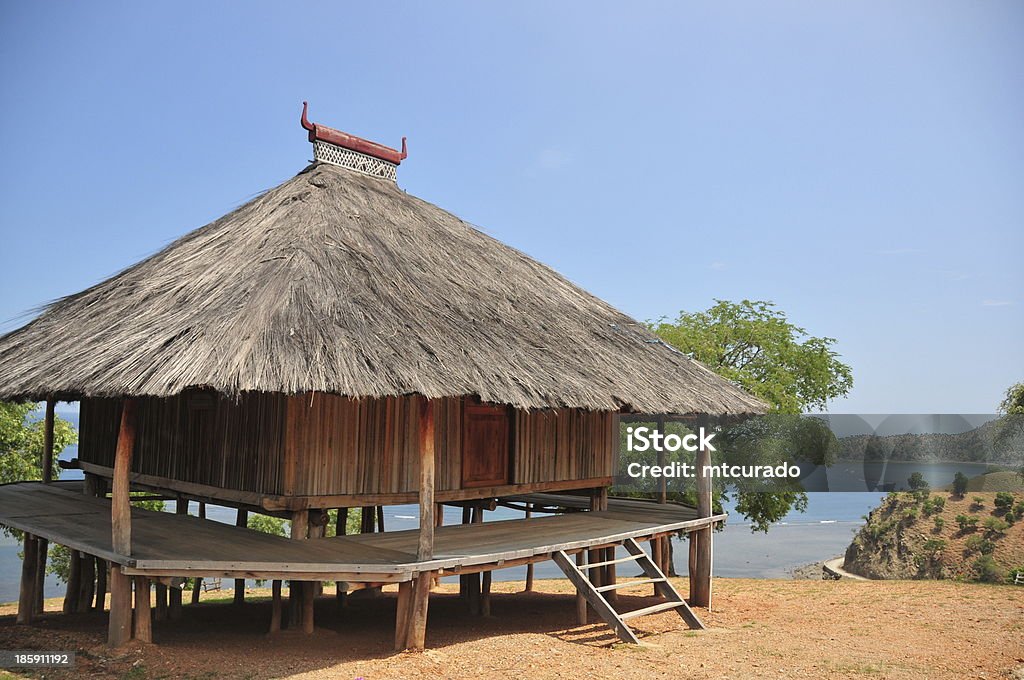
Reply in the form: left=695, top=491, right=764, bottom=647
left=650, top=300, right=853, bottom=414
left=647, top=300, right=852, bottom=532
left=0, top=402, right=77, bottom=484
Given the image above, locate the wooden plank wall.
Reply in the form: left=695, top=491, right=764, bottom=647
left=79, top=392, right=286, bottom=494
left=513, top=408, right=616, bottom=484
left=79, top=393, right=616, bottom=498
left=282, top=394, right=463, bottom=496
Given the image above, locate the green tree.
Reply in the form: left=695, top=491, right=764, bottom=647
left=649, top=300, right=852, bottom=532
left=952, top=471, right=969, bottom=497
left=650, top=300, right=853, bottom=414
left=0, top=402, right=77, bottom=484
left=907, top=472, right=928, bottom=491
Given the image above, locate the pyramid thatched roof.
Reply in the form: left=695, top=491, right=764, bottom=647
left=0, top=162, right=765, bottom=415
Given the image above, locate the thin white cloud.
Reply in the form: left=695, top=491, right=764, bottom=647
left=709, top=261, right=727, bottom=271
left=981, top=300, right=1014, bottom=307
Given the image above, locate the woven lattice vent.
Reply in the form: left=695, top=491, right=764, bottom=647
left=313, top=141, right=398, bottom=181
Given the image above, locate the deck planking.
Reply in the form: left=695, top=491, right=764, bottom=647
left=0, top=483, right=722, bottom=581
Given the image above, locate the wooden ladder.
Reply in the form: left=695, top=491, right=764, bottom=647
left=552, top=537, right=705, bottom=644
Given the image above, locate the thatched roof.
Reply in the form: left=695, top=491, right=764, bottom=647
left=0, top=162, right=766, bottom=415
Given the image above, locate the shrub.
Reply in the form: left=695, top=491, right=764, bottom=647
left=971, top=496, right=985, bottom=511
left=933, top=516, right=945, bottom=532
left=952, top=471, right=968, bottom=497
left=922, top=538, right=946, bottom=555
left=923, top=496, right=946, bottom=516
left=994, top=492, right=1015, bottom=513
left=1015, top=501, right=1024, bottom=519
left=971, top=555, right=1003, bottom=583
left=907, top=472, right=929, bottom=491
left=982, top=516, right=1009, bottom=535
left=964, top=535, right=995, bottom=555
left=956, top=514, right=979, bottom=532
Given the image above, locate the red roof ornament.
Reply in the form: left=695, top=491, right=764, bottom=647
left=301, top=102, right=407, bottom=165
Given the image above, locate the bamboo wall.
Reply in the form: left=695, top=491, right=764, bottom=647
left=78, top=392, right=616, bottom=499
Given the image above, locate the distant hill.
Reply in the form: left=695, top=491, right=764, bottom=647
left=838, top=419, right=1022, bottom=466
left=844, top=489, right=1024, bottom=582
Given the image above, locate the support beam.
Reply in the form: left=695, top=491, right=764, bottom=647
left=394, top=580, right=412, bottom=651
left=64, top=550, right=81, bottom=613
left=95, top=559, right=107, bottom=611
left=417, top=397, right=436, bottom=562
left=17, top=534, right=39, bottom=624
left=192, top=502, right=206, bottom=604
left=109, top=400, right=137, bottom=647
left=406, top=571, right=432, bottom=650
left=42, top=399, right=55, bottom=483
left=133, top=577, right=152, bottom=643
left=335, top=508, right=348, bottom=609
left=78, top=553, right=96, bottom=612
left=288, top=510, right=310, bottom=631
left=481, top=571, right=492, bottom=617
left=690, top=423, right=713, bottom=609
left=524, top=503, right=535, bottom=592
left=269, top=580, right=282, bottom=633
left=33, top=538, right=47, bottom=615
left=168, top=500, right=186, bottom=620
left=108, top=568, right=132, bottom=647
left=234, top=509, right=248, bottom=605
left=154, top=584, right=168, bottom=621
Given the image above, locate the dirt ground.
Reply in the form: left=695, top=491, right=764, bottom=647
left=0, top=577, right=1022, bottom=680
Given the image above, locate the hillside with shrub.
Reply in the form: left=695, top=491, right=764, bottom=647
left=844, top=484, right=1024, bottom=583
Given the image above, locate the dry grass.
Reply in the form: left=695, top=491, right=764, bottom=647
left=0, top=578, right=1021, bottom=679
left=0, top=162, right=764, bottom=416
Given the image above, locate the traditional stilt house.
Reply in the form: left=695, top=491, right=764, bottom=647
left=0, top=104, right=765, bottom=649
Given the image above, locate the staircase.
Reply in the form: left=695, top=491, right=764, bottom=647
left=552, top=537, right=705, bottom=644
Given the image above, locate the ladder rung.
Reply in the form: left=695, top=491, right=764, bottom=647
left=620, top=601, right=684, bottom=620
left=595, top=577, right=665, bottom=593
left=579, top=554, right=641, bottom=570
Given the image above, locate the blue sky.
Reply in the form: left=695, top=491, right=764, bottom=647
left=0, top=2, right=1020, bottom=413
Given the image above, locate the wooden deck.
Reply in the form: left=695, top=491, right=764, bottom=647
left=0, top=482, right=723, bottom=583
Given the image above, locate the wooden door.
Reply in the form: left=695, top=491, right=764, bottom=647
left=461, top=402, right=511, bottom=488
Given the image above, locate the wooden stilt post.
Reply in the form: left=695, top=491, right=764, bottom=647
left=404, top=396, right=436, bottom=651
left=377, top=505, right=385, bottom=533
left=269, top=580, right=282, bottom=634
left=32, top=398, right=55, bottom=617
left=34, top=538, right=47, bottom=616
left=42, top=399, right=55, bottom=483
left=108, top=399, right=137, bottom=647
left=234, top=509, right=248, bottom=605
left=336, top=508, right=348, bottom=609
left=95, top=560, right=107, bottom=611
left=406, top=572, right=432, bottom=651
left=481, top=571, right=492, bottom=617
left=301, top=582, right=314, bottom=634
left=524, top=503, right=535, bottom=592
left=154, top=584, right=168, bottom=621
left=690, top=419, right=713, bottom=609
left=169, top=499, right=186, bottom=620
left=459, top=505, right=471, bottom=599
left=468, top=506, right=482, bottom=614
left=17, top=534, right=39, bottom=624
left=288, top=510, right=309, bottom=631
left=191, top=502, right=206, bottom=605
left=64, top=550, right=81, bottom=614
left=78, top=554, right=96, bottom=612
left=574, top=550, right=587, bottom=625
left=133, top=577, right=152, bottom=643
left=394, top=580, right=412, bottom=650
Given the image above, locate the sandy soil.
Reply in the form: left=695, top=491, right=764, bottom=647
left=0, top=578, right=1022, bottom=680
